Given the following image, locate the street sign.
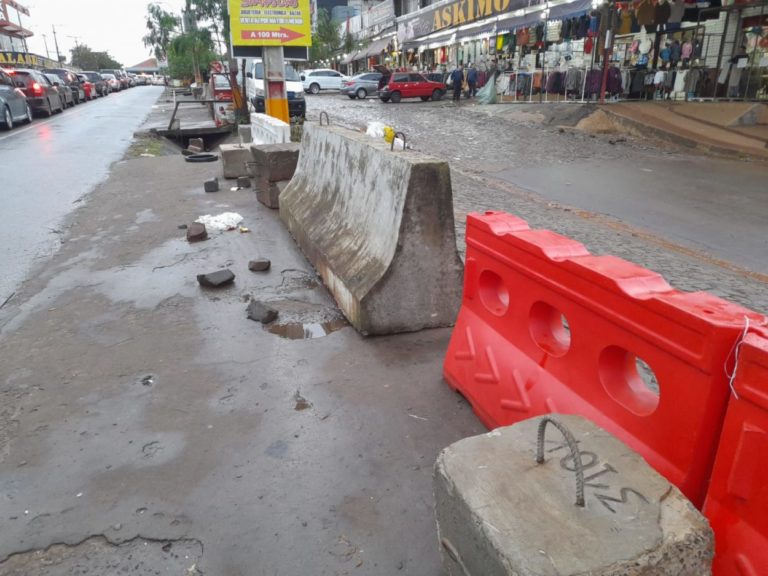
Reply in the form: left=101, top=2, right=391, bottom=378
left=228, top=0, right=312, bottom=48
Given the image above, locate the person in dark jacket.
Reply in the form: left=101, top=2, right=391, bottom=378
left=466, top=63, right=478, bottom=98
left=450, top=65, right=464, bottom=103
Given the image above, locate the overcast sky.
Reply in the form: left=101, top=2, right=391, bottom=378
left=22, top=0, right=189, bottom=67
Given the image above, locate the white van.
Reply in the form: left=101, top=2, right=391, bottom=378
left=246, top=59, right=306, bottom=119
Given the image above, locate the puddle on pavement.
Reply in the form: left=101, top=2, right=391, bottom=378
left=267, top=318, right=347, bottom=340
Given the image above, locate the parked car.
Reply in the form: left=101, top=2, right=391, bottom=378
left=0, top=68, right=32, bottom=129
left=100, top=69, right=126, bottom=90
left=44, top=73, right=74, bottom=108
left=8, top=68, right=64, bottom=116
left=247, top=59, right=305, bottom=119
left=81, top=71, right=108, bottom=96
left=101, top=73, right=120, bottom=92
left=42, top=68, right=84, bottom=104
left=425, top=72, right=447, bottom=84
left=210, top=73, right=233, bottom=101
left=340, top=72, right=382, bottom=100
left=76, top=73, right=96, bottom=100
left=301, top=68, right=348, bottom=94
left=377, top=70, right=446, bottom=103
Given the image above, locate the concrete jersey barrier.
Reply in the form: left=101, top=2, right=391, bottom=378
left=279, top=123, right=464, bottom=335
left=250, top=113, right=290, bottom=145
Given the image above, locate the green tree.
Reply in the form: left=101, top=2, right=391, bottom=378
left=342, top=30, right=355, bottom=56
left=167, top=29, right=216, bottom=84
left=310, top=8, right=341, bottom=63
left=193, top=0, right=231, bottom=59
left=143, top=3, right=180, bottom=62
left=70, top=44, right=122, bottom=70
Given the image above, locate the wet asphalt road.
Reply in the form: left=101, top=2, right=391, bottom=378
left=0, top=86, right=165, bottom=304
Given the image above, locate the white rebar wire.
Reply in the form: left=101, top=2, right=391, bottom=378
left=725, top=316, right=751, bottom=401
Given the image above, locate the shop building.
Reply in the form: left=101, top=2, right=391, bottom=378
left=339, top=0, right=399, bottom=73
left=389, top=0, right=767, bottom=101
left=0, top=0, right=61, bottom=70
left=0, top=0, right=32, bottom=53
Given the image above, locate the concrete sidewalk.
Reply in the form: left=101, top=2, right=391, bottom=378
left=604, top=102, right=768, bottom=159
left=0, top=143, right=482, bottom=575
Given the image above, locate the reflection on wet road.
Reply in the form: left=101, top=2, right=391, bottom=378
left=0, top=86, right=164, bottom=303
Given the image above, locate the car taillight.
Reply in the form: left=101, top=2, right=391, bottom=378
left=32, top=82, right=43, bottom=95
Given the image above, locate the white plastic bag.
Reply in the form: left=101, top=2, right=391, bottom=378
left=365, top=121, right=386, bottom=139
left=195, top=212, right=244, bottom=232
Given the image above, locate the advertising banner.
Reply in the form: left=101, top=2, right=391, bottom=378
left=0, top=51, right=61, bottom=69
left=228, top=0, right=312, bottom=47
left=399, top=0, right=537, bottom=42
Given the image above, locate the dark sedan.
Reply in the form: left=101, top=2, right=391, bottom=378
left=0, top=68, right=32, bottom=129
left=42, top=68, right=85, bottom=104
left=7, top=68, right=64, bottom=117
left=44, top=73, right=74, bottom=108
left=81, top=71, right=108, bottom=96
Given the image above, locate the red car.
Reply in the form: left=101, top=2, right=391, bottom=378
left=77, top=74, right=95, bottom=100
left=377, top=69, right=446, bottom=103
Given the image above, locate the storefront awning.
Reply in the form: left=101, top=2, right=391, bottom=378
left=341, top=50, right=362, bottom=64
left=0, top=19, right=33, bottom=38
left=455, top=21, right=497, bottom=41
left=363, top=37, right=392, bottom=58
left=496, top=0, right=592, bottom=34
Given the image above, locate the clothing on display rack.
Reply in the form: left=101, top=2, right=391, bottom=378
left=655, top=0, right=672, bottom=25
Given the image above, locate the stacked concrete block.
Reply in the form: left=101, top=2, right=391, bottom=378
left=248, top=143, right=300, bottom=209
left=434, top=414, right=713, bottom=576
left=220, top=144, right=251, bottom=179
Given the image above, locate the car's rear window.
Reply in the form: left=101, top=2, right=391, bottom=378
left=392, top=74, right=408, bottom=82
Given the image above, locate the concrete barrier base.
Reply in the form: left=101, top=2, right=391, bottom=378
left=220, top=144, right=251, bottom=179
left=256, top=180, right=288, bottom=209
left=279, top=124, right=464, bottom=335
left=249, top=143, right=300, bottom=210
left=435, top=415, right=713, bottom=576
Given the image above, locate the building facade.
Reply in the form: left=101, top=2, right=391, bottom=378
left=339, top=0, right=767, bottom=101
left=0, top=0, right=32, bottom=53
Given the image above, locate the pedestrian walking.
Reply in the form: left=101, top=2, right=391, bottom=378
left=450, top=65, right=464, bottom=103
left=467, top=63, right=478, bottom=98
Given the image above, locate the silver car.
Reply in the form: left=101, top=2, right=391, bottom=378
left=340, top=72, right=382, bottom=100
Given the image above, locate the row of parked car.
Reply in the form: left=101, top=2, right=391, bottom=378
left=300, top=67, right=448, bottom=103
left=0, top=67, right=155, bottom=131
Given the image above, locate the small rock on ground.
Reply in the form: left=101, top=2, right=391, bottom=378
left=204, top=178, right=219, bottom=193
left=186, top=222, right=208, bottom=243
left=248, top=258, right=271, bottom=272
left=197, top=269, right=235, bottom=288
left=237, top=176, right=251, bottom=188
left=247, top=300, right=278, bottom=324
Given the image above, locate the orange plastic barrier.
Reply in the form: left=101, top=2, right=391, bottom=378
left=704, top=330, right=768, bottom=576
left=444, top=211, right=765, bottom=507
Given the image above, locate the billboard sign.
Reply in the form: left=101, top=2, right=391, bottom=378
left=228, top=0, right=312, bottom=47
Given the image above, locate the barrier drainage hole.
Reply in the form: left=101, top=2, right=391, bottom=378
left=478, top=270, right=509, bottom=317
left=529, top=302, right=571, bottom=357
left=599, top=347, right=660, bottom=416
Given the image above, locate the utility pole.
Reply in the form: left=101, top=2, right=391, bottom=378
left=16, top=9, right=29, bottom=53
left=52, top=25, right=62, bottom=63
left=42, top=33, right=51, bottom=59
